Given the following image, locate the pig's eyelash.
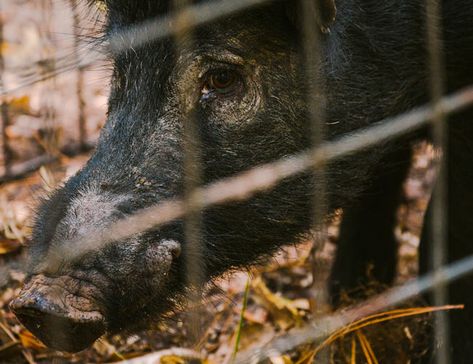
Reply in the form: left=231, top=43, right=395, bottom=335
left=200, top=68, right=244, bottom=100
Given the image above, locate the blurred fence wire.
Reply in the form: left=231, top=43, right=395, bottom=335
left=2, top=0, right=473, bottom=363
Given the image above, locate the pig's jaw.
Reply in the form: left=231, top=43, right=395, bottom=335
left=10, top=238, right=183, bottom=352
left=10, top=274, right=106, bottom=352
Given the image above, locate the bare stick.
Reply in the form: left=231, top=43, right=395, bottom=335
left=0, top=140, right=95, bottom=184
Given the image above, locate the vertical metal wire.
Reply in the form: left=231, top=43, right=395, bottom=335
left=301, top=0, right=328, bottom=268
left=70, top=0, right=87, bottom=150
left=0, top=0, right=10, bottom=176
left=301, top=0, right=328, bottom=216
left=300, top=1, right=329, bottom=362
left=425, top=0, right=449, bottom=363
left=39, top=0, right=58, bottom=156
left=39, top=0, right=66, bottom=352
left=172, top=0, right=205, bottom=342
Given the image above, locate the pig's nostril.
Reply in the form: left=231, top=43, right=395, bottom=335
left=10, top=296, right=105, bottom=352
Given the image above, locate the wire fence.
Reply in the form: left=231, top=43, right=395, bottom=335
left=0, top=0, right=100, bottom=183
left=424, top=1, right=449, bottom=362
left=2, top=0, right=473, bottom=363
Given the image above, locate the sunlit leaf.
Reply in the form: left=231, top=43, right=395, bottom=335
left=7, top=96, right=32, bottom=114
left=19, top=329, right=46, bottom=350
left=252, top=276, right=304, bottom=328
left=0, top=239, right=20, bottom=255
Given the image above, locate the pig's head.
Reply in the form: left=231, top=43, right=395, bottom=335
left=10, top=0, right=345, bottom=352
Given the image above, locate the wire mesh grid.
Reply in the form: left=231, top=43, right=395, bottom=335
left=2, top=0, right=473, bottom=363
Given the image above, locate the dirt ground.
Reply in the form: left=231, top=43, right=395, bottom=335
left=0, top=145, right=437, bottom=364
left=0, top=1, right=442, bottom=363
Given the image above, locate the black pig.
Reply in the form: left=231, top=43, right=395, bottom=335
left=10, top=0, right=473, bottom=362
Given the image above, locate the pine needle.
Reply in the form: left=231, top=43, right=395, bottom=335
left=350, top=336, right=356, bottom=364
left=295, top=304, right=463, bottom=363
left=357, top=331, right=378, bottom=364
left=311, top=304, right=463, bottom=359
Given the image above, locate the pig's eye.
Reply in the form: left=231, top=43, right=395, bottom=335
left=202, top=69, right=243, bottom=97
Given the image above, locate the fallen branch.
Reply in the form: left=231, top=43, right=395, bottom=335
left=0, top=140, right=95, bottom=184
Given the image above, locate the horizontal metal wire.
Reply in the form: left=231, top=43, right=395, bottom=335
left=7, top=1, right=473, bottom=360
left=46, top=84, right=473, bottom=268
left=2, top=0, right=272, bottom=96
left=234, top=253, right=473, bottom=363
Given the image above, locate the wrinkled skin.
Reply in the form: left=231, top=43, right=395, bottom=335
left=9, top=0, right=473, bottom=361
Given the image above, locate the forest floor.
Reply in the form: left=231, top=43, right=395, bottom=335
left=0, top=1, right=445, bottom=363
left=0, top=141, right=440, bottom=364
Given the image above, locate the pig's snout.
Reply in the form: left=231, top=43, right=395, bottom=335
left=10, top=274, right=106, bottom=352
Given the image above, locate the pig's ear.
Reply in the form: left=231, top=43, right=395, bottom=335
left=285, top=0, right=337, bottom=34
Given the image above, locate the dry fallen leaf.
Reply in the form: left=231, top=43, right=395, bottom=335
left=269, top=355, right=293, bottom=364
left=19, top=329, right=46, bottom=350
left=7, top=96, right=32, bottom=115
left=0, top=195, right=30, bottom=244
left=252, top=276, right=304, bottom=330
left=93, top=338, right=126, bottom=361
left=0, top=41, right=8, bottom=54
left=115, top=348, right=209, bottom=364
left=161, top=355, right=187, bottom=364
left=243, top=305, right=268, bottom=325
left=0, top=240, right=20, bottom=255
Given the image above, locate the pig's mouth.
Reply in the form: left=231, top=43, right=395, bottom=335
left=10, top=238, right=182, bottom=352
left=10, top=274, right=106, bottom=352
